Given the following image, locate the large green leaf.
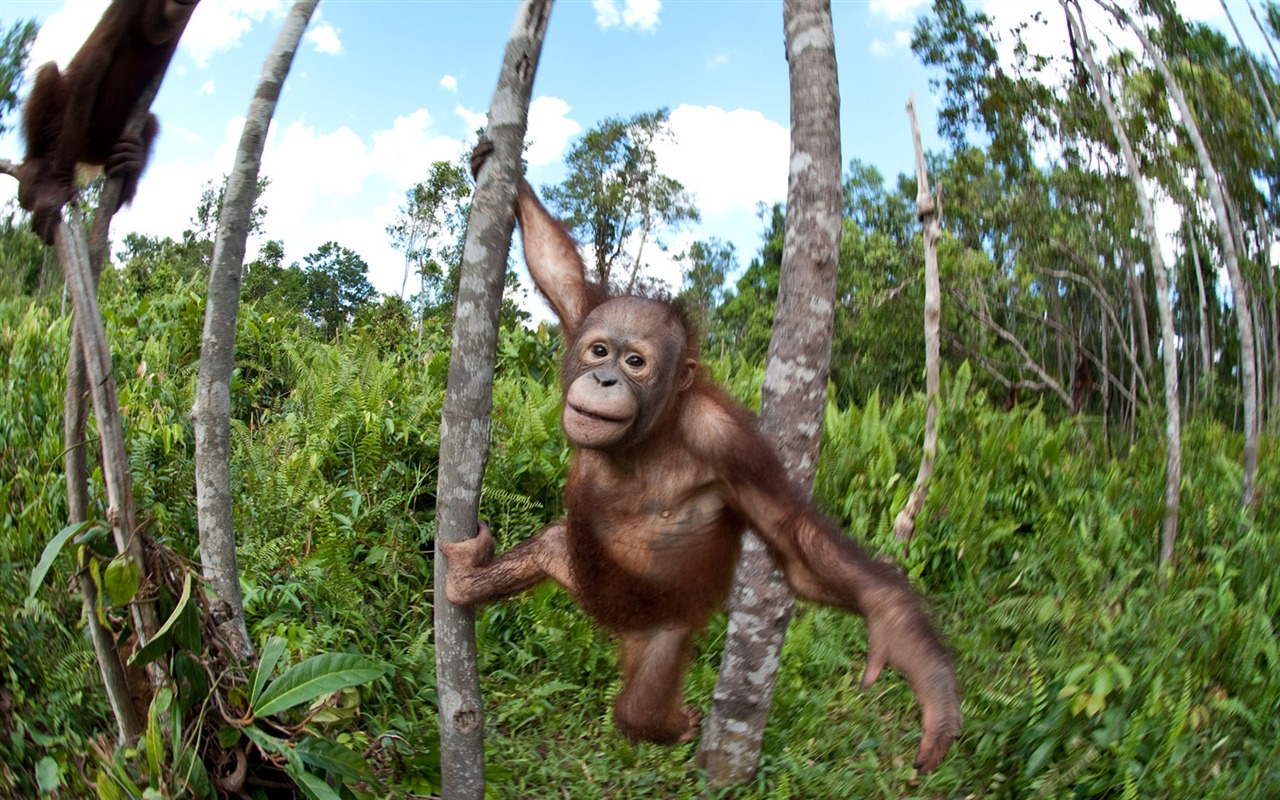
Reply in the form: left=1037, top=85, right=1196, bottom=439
left=103, top=553, right=141, bottom=607
left=296, top=736, right=375, bottom=782
left=291, top=767, right=344, bottom=800
left=250, top=636, right=288, bottom=708
left=28, top=521, right=91, bottom=599
left=252, top=653, right=385, bottom=719
left=129, top=572, right=193, bottom=667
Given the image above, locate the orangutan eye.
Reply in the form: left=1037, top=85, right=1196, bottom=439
left=625, top=355, right=645, bottom=369
left=591, top=344, right=608, bottom=358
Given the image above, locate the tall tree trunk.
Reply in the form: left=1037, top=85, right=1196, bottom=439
left=1066, top=0, right=1181, bottom=564
left=1190, top=224, right=1212, bottom=401
left=1105, top=0, right=1259, bottom=511
left=193, top=0, right=318, bottom=663
left=893, top=94, right=941, bottom=542
left=1123, top=252, right=1154, bottom=374
left=433, top=3, right=551, bottom=798
left=698, top=0, right=841, bottom=784
left=1263, top=217, right=1279, bottom=426
left=56, top=209, right=159, bottom=651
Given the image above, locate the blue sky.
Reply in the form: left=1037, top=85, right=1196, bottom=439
left=0, top=0, right=1260, bottom=310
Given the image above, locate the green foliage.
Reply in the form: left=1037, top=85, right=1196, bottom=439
left=302, top=241, right=378, bottom=339
left=3, top=277, right=1279, bottom=795
left=0, top=17, right=36, bottom=136
left=544, top=107, right=699, bottom=290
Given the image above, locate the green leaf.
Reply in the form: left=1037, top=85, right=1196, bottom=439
left=28, top=522, right=90, bottom=599
left=174, top=745, right=214, bottom=799
left=146, top=687, right=173, bottom=781
left=252, top=653, right=385, bottom=719
left=295, top=736, right=375, bottom=782
left=129, top=572, right=193, bottom=667
left=103, top=554, right=141, bottom=606
left=95, top=769, right=132, bottom=800
left=1023, top=736, right=1057, bottom=780
left=292, top=768, right=344, bottom=800
left=35, top=756, right=60, bottom=791
left=251, top=636, right=288, bottom=708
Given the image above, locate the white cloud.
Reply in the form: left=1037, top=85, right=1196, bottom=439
left=706, top=53, right=730, bottom=68
left=654, top=104, right=789, bottom=215
left=440, top=75, right=459, bottom=94
left=454, top=104, right=488, bottom=135
left=198, top=80, right=216, bottom=96
left=525, top=97, right=582, bottom=167
left=25, top=0, right=108, bottom=74
left=369, top=109, right=467, bottom=182
left=870, top=30, right=912, bottom=57
left=592, top=0, right=662, bottom=32
left=304, top=21, right=342, bottom=56
left=182, top=0, right=288, bottom=68
left=870, top=0, right=930, bottom=22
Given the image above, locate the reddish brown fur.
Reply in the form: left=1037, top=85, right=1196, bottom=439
left=442, top=139, right=961, bottom=772
left=16, top=0, right=198, bottom=244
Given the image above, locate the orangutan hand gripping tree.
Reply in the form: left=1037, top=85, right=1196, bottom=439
left=16, top=0, right=200, bottom=244
left=441, top=139, right=961, bottom=773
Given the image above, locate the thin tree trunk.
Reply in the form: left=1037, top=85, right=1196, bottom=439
left=1045, top=242, right=1151, bottom=401
left=698, top=0, right=841, bottom=784
left=56, top=208, right=159, bottom=649
left=433, top=3, right=551, bottom=797
left=1123, top=251, right=1154, bottom=374
left=1264, top=218, right=1279, bottom=426
left=1190, top=224, right=1212, bottom=400
left=1067, top=0, right=1181, bottom=564
left=193, top=0, right=317, bottom=663
left=1105, top=0, right=1259, bottom=511
left=894, top=93, right=941, bottom=542
left=1102, top=311, right=1111, bottom=455
left=53, top=74, right=166, bottom=746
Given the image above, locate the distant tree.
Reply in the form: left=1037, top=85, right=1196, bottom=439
left=678, top=238, right=736, bottom=338
left=243, top=239, right=309, bottom=316
left=387, top=160, right=471, bottom=319
left=185, top=174, right=270, bottom=271
left=711, top=204, right=784, bottom=362
left=0, top=19, right=36, bottom=135
left=303, top=241, right=376, bottom=338
left=544, top=108, right=699, bottom=290
left=118, top=232, right=200, bottom=296
left=356, top=294, right=416, bottom=355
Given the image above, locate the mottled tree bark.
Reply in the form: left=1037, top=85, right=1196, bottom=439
left=192, top=0, right=317, bottom=665
left=433, top=3, right=552, bottom=798
left=1066, top=0, right=1181, bottom=563
left=698, top=0, right=841, bottom=784
left=893, top=94, right=942, bottom=542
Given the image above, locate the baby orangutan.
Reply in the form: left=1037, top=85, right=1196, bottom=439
left=441, top=138, right=961, bottom=773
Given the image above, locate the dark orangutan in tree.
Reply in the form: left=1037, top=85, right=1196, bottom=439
left=16, top=0, right=200, bottom=244
left=441, top=139, right=961, bottom=773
